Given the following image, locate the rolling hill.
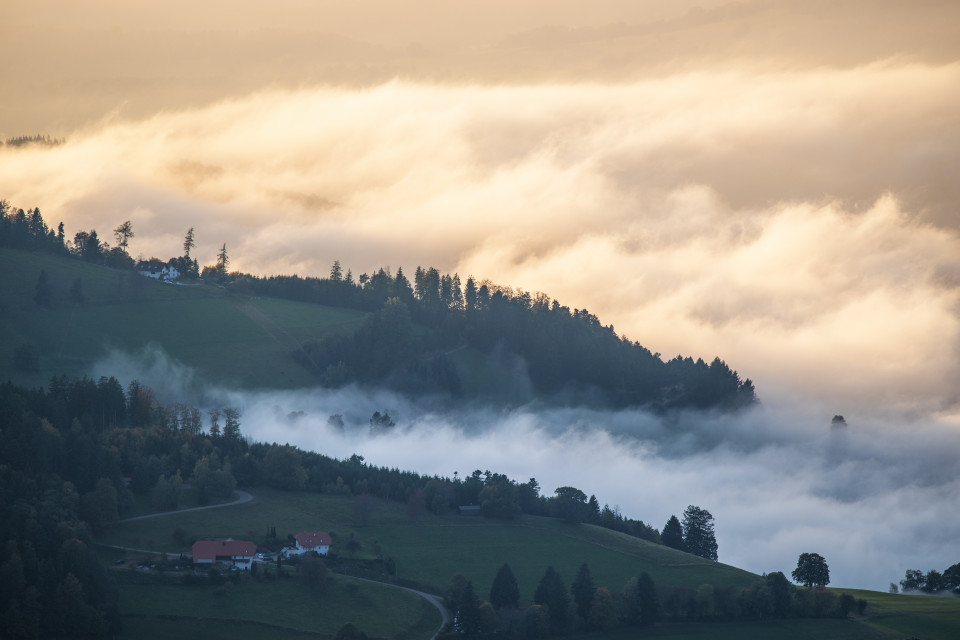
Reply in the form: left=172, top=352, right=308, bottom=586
left=0, top=248, right=367, bottom=390
left=98, top=488, right=960, bottom=640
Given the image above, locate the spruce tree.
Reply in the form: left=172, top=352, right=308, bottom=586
left=489, top=563, right=520, bottom=609
left=681, top=505, right=718, bottom=561
left=534, top=566, right=569, bottom=632
left=571, top=562, right=595, bottom=620
left=661, top=515, right=684, bottom=550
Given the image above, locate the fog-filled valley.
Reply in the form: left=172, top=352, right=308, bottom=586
left=89, top=345, right=960, bottom=592
left=2, top=3, right=960, bottom=634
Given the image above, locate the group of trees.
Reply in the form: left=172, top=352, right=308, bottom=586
left=3, top=134, right=63, bottom=148
left=0, top=373, right=869, bottom=639
left=893, top=563, right=960, bottom=594
left=442, top=561, right=862, bottom=638
left=279, top=262, right=757, bottom=409
left=0, top=202, right=216, bottom=283
left=2, top=199, right=756, bottom=411
left=444, top=563, right=659, bottom=637
left=661, top=506, right=719, bottom=561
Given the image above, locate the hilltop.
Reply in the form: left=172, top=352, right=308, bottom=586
left=0, top=243, right=754, bottom=411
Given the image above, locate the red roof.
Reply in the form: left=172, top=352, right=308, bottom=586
left=192, top=538, right=257, bottom=563
left=294, top=532, right=332, bottom=549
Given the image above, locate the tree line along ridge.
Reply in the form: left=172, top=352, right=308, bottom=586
left=1, top=201, right=757, bottom=411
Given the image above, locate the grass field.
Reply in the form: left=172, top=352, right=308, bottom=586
left=98, top=488, right=960, bottom=639
left=100, top=487, right=757, bottom=602
left=113, top=570, right=439, bottom=640
left=0, top=248, right=366, bottom=389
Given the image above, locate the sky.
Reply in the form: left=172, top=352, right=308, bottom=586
left=5, top=0, right=960, bottom=590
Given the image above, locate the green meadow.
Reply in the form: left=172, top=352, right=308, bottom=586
left=99, top=488, right=960, bottom=639
left=114, top=571, right=439, bottom=640
left=0, top=248, right=366, bottom=389
left=100, top=487, right=756, bottom=601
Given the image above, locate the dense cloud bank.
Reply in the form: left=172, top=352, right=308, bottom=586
left=9, top=0, right=960, bottom=593
left=5, top=65, right=960, bottom=412
left=92, top=347, right=960, bottom=592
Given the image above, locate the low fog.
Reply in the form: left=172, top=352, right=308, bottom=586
left=93, top=347, right=960, bottom=592
left=3, top=68, right=960, bottom=411
left=8, top=0, right=960, bottom=594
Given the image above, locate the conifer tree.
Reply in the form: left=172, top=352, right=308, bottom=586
left=534, top=566, right=570, bottom=632
left=571, top=562, right=596, bottom=620
left=489, top=563, right=520, bottom=609
left=681, top=505, right=718, bottom=561
left=662, top=515, right=684, bottom=550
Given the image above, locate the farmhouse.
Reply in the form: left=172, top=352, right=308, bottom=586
left=286, top=531, right=332, bottom=557
left=192, top=538, right=257, bottom=570
left=137, top=259, right=179, bottom=281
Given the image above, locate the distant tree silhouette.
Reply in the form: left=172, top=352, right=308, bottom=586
left=792, top=552, right=830, bottom=588
left=682, top=505, right=718, bottom=561
left=34, top=269, right=52, bottom=307
left=662, top=515, right=684, bottom=550
left=489, top=563, right=520, bottom=609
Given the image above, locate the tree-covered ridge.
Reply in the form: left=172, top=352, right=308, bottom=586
left=1, top=200, right=756, bottom=410
left=2, top=134, right=64, bottom=148
left=242, top=265, right=756, bottom=410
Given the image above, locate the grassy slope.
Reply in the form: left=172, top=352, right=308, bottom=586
left=0, top=248, right=366, bottom=389
left=99, top=489, right=960, bottom=639
left=100, top=487, right=757, bottom=601
left=114, top=572, right=439, bottom=640
left=567, top=591, right=960, bottom=640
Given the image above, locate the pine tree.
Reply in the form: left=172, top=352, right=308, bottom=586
left=34, top=269, right=52, bottom=307
left=489, top=563, right=520, bottom=609
left=113, top=220, right=134, bottom=252
left=222, top=408, right=242, bottom=440
left=571, top=562, right=595, bottom=620
left=69, top=277, right=84, bottom=305
left=183, top=227, right=195, bottom=258
left=681, top=505, right=718, bottom=561
left=534, top=566, right=570, bottom=632
left=454, top=581, right=482, bottom=634
left=662, top=515, right=684, bottom=550
left=216, top=244, right=229, bottom=273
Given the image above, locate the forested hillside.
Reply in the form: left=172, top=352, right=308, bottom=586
left=1, top=201, right=756, bottom=410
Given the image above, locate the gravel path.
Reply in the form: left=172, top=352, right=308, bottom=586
left=117, top=489, right=253, bottom=522
left=349, top=576, right=449, bottom=639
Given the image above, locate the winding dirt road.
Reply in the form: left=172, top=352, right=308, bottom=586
left=117, top=489, right=254, bottom=523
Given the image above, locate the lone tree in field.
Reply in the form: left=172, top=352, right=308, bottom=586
left=681, top=505, right=718, bottom=561
left=792, top=552, right=830, bottom=588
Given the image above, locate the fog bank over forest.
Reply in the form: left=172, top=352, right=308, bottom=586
left=94, top=346, right=960, bottom=592
left=3, top=1, right=960, bottom=413
left=7, top=0, right=960, bottom=593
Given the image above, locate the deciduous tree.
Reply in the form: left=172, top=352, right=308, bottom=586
left=792, top=552, right=830, bottom=588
